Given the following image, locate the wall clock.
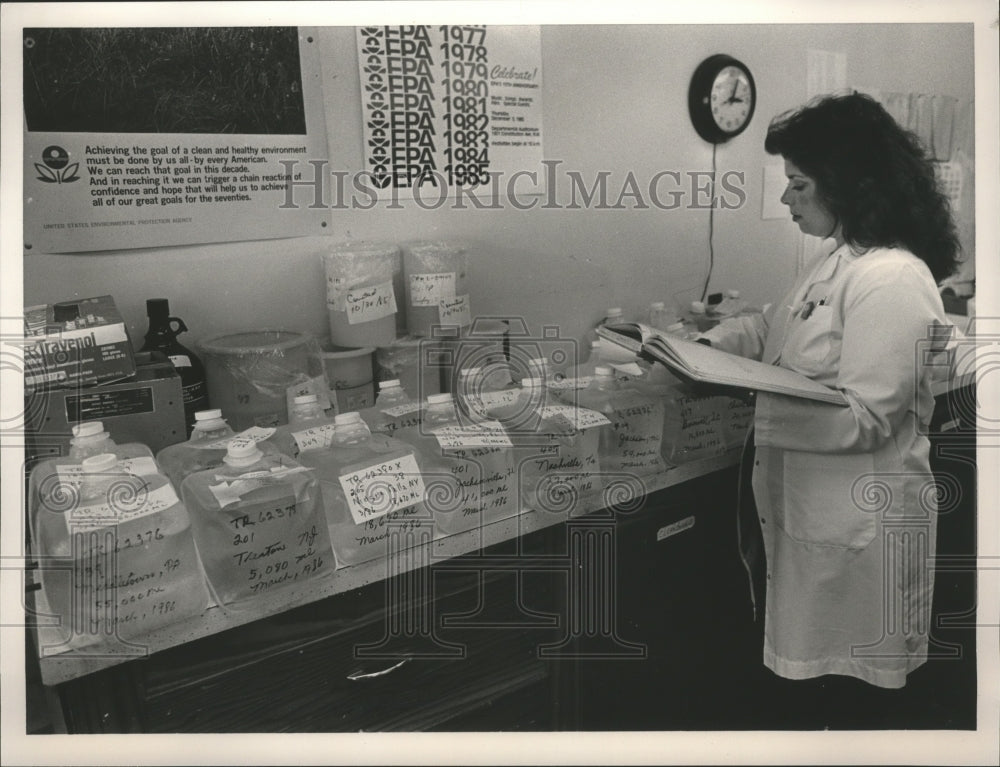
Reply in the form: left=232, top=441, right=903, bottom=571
left=688, top=54, right=756, bottom=143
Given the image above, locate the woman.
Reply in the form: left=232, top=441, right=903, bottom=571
left=699, top=92, right=960, bottom=690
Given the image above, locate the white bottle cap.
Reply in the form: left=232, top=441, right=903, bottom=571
left=459, top=366, right=483, bottom=378
left=606, top=307, right=623, bottom=318
left=690, top=301, right=706, bottom=314
left=650, top=301, right=665, bottom=310
left=225, top=440, right=263, bottom=465
left=594, top=365, right=613, bottom=376
left=72, top=422, right=104, bottom=438
left=726, top=289, right=741, bottom=299
left=522, top=377, right=543, bottom=388
left=82, top=453, right=118, bottom=473
left=334, top=411, right=363, bottom=425
left=380, top=379, right=401, bottom=388
left=293, top=394, right=319, bottom=406
left=427, top=393, right=454, bottom=404
left=195, top=409, right=223, bottom=422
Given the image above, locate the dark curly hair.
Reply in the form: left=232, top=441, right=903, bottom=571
left=765, top=92, right=960, bottom=283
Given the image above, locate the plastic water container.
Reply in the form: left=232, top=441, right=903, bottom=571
left=568, top=366, right=668, bottom=477
left=68, top=421, right=154, bottom=462
left=396, top=393, right=518, bottom=535
left=317, top=342, right=375, bottom=415
left=402, top=241, right=470, bottom=337
left=31, top=453, right=208, bottom=645
left=322, top=241, right=400, bottom=348
left=359, top=379, right=419, bottom=436
left=199, top=330, right=323, bottom=431
left=439, top=319, right=511, bottom=395
left=180, top=441, right=334, bottom=608
left=268, top=395, right=337, bottom=458
left=297, top=412, right=431, bottom=566
left=375, top=335, right=443, bottom=401
left=492, top=377, right=605, bottom=514
left=156, top=409, right=236, bottom=490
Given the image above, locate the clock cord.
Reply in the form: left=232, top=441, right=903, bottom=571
left=700, top=141, right=718, bottom=302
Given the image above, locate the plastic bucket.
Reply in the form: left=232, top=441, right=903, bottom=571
left=199, top=330, right=320, bottom=431
left=318, top=342, right=375, bottom=414
left=402, top=241, right=470, bottom=337
left=322, top=242, right=400, bottom=348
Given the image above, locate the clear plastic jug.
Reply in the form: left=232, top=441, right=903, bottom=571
left=180, top=441, right=334, bottom=608
left=298, top=411, right=431, bottom=566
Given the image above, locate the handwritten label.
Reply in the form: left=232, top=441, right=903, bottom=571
left=292, top=423, right=337, bottom=453
left=409, top=272, right=456, bottom=307
left=433, top=421, right=513, bottom=449
left=66, top=481, right=180, bottom=533
left=346, top=280, right=397, bottom=324
left=208, top=466, right=311, bottom=508
left=55, top=455, right=161, bottom=485
left=438, top=293, right=471, bottom=327
left=548, top=376, right=592, bottom=391
left=381, top=401, right=424, bottom=417
left=338, top=454, right=426, bottom=525
left=204, top=426, right=277, bottom=451
left=540, top=405, right=611, bottom=430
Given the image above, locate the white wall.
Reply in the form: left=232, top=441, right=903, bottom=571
left=23, top=23, right=975, bottom=352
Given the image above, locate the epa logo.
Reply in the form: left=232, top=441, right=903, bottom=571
left=34, top=145, right=80, bottom=184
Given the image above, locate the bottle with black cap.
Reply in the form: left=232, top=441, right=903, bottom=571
left=140, top=298, right=209, bottom=434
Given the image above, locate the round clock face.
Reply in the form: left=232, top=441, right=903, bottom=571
left=710, top=65, right=753, bottom=134
left=689, top=54, right=756, bottom=143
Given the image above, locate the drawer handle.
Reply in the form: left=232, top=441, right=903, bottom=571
left=346, top=658, right=409, bottom=681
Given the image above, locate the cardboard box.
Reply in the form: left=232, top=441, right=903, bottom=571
left=25, top=352, right=186, bottom=466
left=23, top=295, right=136, bottom=391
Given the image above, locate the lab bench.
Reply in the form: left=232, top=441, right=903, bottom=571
left=25, top=382, right=977, bottom=733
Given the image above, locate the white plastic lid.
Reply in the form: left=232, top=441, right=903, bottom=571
left=606, top=307, right=624, bottom=318
left=380, top=379, right=401, bottom=388
left=293, top=394, right=319, bottom=406
left=427, top=393, right=454, bottom=404
left=690, top=301, right=706, bottom=314
left=72, top=422, right=104, bottom=438
left=334, top=411, right=363, bottom=425
left=726, top=289, right=741, bottom=299
left=458, top=366, right=482, bottom=377
left=650, top=301, right=665, bottom=310
left=522, top=377, right=543, bottom=388
left=594, top=365, right=613, bottom=376
left=195, top=409, right=223, bottom=422
left=225, top=440, right=263, bottom=464
left=82, top=453, right=118, bottom=473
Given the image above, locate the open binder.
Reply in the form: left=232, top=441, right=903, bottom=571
left=597, top=323, right=849, bottom=406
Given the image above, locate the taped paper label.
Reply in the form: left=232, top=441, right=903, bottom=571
left=66, top=481, right=179, bottom=533
left=204, top=426, right=277, bottom=451
left=338, top=453, right=426, bottom=525
left=438, top=294, right=471, bottom=327
left=540, top=405, right=611, bottom=430
left=409, top=272, right=456, bottom=306
left=292, top=423, right=337, bottom=453
left=381, top=401, right=423, bottom=417
left=346, top=280, right=397, bottom=324
left=433, top=421, right=513, bottom=449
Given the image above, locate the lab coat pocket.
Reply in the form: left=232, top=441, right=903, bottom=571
left=779, top=450, right=877, bottom=549
left=782, top=305, right=835, bottom=377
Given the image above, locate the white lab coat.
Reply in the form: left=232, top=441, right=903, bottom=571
left=702, top=242, right=952, bottom=688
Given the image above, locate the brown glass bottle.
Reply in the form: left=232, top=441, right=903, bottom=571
left=140, top=298, right=209, bottom=435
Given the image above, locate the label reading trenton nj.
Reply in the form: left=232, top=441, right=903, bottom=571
left=65, top=387, right=154, bottom=422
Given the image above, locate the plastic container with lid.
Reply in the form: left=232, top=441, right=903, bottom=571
left=359, top=379, right=419, bottom=436
left=297, top=411, right=431, bottom=566
left=562, top=365, right=667, bottom=477
left=322, top=241, right=400, bottom=348
left=31, top=452, right=208, bottom=646
left=494, top=376, right=605, bottom=514
left=395, top=392, right=519, bottom=535
left=268, top=394, right=337, bottom=458
left=68, top=421, right=154, bottom=462
left=402, top=241, right=470, bottom=337
left=375, top=335, right=443, bottom=402
left=180, top=441, right=334, bottom=608
left=198, top=330, right=324, bottom=431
